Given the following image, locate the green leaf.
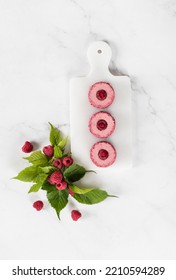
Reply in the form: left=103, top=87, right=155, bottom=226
left=35, top=173, right=48, bottom=183
left=41, top=181, right=53, bottom=191
left=39, top=166, right=56, bottom=174
left=69, top=185, right=93, bottom=194
left=54, top=146, right=62, bottom=158
left=14, top=166, right=39, bottom=182
left=63, top=163, right=86, bottom=183
left=28, top=173, right=48, bottom=193
left=24, top=151, right=48, bottom=166
left=46, top=187, right=68, bottom=219
left=49, top=123, right=61, bottom=146
left=73, top=188, right=109, bottom=205
left=28, top=182, right=42, bottom=193
left=58, top=136, right=68, bottom=150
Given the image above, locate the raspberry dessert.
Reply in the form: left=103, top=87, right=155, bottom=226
left=90, top=141, right=116, bottom=167
left=88, top=82, right=115, bottom=108
left=89, top=111, right=115, bottom=138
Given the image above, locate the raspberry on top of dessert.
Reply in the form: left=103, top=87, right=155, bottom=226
left=89, top=111, right=116, bottom=138
left=90, top=141, right=116, bottom=167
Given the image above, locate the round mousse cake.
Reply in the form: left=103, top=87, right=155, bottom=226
left=88, top=82, right=115, bottom=108
left=90, top=141, right=116, bottom=167
left=89, top=111, right=115, bottom=138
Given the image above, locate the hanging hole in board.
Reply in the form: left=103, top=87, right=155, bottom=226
left=97, top=49, right=102, bottom=54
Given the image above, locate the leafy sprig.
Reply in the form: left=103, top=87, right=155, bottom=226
left=14, top=123, right=115, bottom=220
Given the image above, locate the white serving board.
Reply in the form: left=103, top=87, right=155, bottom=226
left=70, top=41, right=132, bottom=170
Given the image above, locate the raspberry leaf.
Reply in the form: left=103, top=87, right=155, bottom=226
left=49, top=123, right=61, bottom=146
left=35, top=173, right=48, bottom=183
left=73, top=189, right=109, bottom=204
left=69, top=185, right=93, bottom=194
left=28, top=173, right=48, bottom=193
left=28, top=182, right=43, bottom=193
left=39, top=166, right=56, bottom=174
left=14, top=166, right=39, bottom=182
left=63, top=164, right=86, bottom=183
left=24, top=151, right=48, bottom=166
left=58, top=136, right=68, bottom=150
left=54, top=146, right=62, bottom=158
left=41, top=181, right=52, bottom=190
left=46, top=185, right=68, bottom=219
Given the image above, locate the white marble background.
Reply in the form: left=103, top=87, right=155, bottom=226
left=0, top=0, right=176, bottom=260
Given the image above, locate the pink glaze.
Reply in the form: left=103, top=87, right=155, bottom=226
left=88, top=82, right=115, bottom=108
left=89, top=111, right=116, bottom=138
left=90, top=141, right=116, bottom=167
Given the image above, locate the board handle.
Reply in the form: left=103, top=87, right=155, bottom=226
left=87, top=41, right=112, bottom=75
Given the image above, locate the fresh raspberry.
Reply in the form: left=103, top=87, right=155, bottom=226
left=43, top=145, right=54, bottom=157
left=98, top=149, right=109, bottom=160
left=63, top=156, right=73, bottom=167
left=53, top=158, right=63, bottom=169
left=47, top=176, right=53, bottom=184
left=68, top=188, right=75, bottom=195
left=88, top=82, right=115, bottom=109
left=56, top=180, right=67, bottom=190
left=33, top=200, right=44, bottom=211
left=71, top=210, right=82, bottom=221
left=22, top=141, right=33, bottom=153
left=48, top=171, right=62, bottom=184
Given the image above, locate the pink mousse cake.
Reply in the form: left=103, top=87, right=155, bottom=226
left=88, top=82, right=115, bottom=108
left=90, top=141, right=116, bottom=167
left=89, top=111, right=116, bottom=138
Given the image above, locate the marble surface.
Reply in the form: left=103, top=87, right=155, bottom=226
left=0, top=0, right=176, bottom=260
